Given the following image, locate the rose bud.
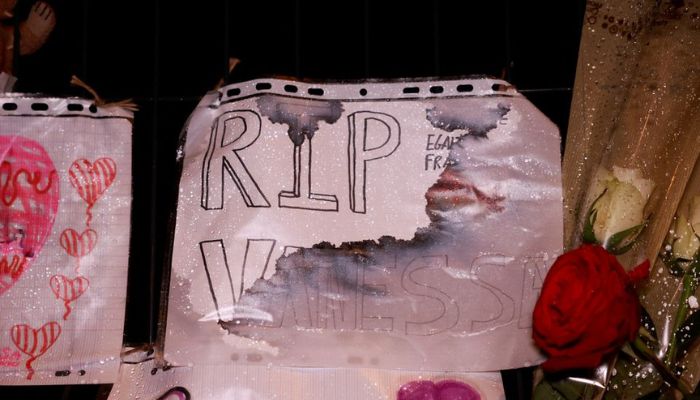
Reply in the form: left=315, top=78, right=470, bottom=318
left=690, top=195, right=700, bottom=240
left=671, top=195, right=700, bottom=263
left=583, top=166, right=654, bottom=254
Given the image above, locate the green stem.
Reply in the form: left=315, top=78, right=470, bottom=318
left=632, top=336, right=693, bottom=397
left=667, top=259, right=700, bottom=366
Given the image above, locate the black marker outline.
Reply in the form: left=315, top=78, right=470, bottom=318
left=278, top=138, right=339, bottom=212
left=201, top=110, right=271, bottom=210
left=240, top=238, right=276, bottom=297
left=517, top=256, right=547, bottom=329
left=199, top=239, right=236, bottom=320
left=402, top=255, right=460, bottom=336
left=347, top=111, right=401, bottom=214
left=358, top=254, right=397, bottom=333
left=469, top=254, right=516, bottom=333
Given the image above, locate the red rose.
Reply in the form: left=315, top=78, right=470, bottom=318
left=533, top=245, right=648, bottom=372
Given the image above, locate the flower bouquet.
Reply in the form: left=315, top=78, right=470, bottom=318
left=532, top=166, right=655, bottom=399
left=531, top=0, right=700, bottom=398
left=533, top=163, right=700, bottom=399
left=604, top=169, right=700, bottom=399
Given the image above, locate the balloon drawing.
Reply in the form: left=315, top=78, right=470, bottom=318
left=49, top=274, right=89, bottom=320
left=0, top=135, right=59, bottom=296
left=68, top=157, right=116, bottom=226
left=10, top=321, right=61, bottom=379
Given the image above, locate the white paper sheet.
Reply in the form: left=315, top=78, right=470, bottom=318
left=109, top=359, right=506, bottom=400
left=164, top=77, right=562, bottom=371
left=0, top=96, right=132, bottom=384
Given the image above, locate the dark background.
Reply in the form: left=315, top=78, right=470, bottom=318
left=3, top=0, right=585, bottom=398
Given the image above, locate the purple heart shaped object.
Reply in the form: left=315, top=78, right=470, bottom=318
left=397, top=379, right=481, bottom=400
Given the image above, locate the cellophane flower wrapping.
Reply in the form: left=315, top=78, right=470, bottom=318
left=536, top=0, right=700, bottom=397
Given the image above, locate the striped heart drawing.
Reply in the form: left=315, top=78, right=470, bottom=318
left=68, top=158, right=117, bottom=226
left=10, top=321, right=61, bottom=380
left=50, top=275, right=89, bottom=319
left=59, top=228, right=98, bottom=258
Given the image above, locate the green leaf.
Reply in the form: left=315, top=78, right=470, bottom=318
left=533, top=378, right=594, bottom=400
left=606, top=222, right=645, bottom=255
left=533, top=381, right=569, bottom=400
left=607, top=354, right=663, bottom=399
left=661, top=245, right=692, bottom=277
left=582, top=190, right=606, bottom=244
left=583, top=209, right=599, bottom=244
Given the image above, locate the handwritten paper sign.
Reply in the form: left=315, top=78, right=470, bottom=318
left=164, top=77, right=562, bottom=371
left=0, top=96, right=132, bottom=384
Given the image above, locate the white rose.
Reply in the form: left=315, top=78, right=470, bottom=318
left=671, top=195, right=700, bottom=261
left=585, top=167, right=655, bottom=252
left=691, top=196, right=700, bottom=238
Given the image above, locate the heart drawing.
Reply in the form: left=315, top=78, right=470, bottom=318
left=59, top=228, right=98, bottom=271
left=10, top=321, right=61, bottom=380
left=60, top=228, right=97, bottom=258
left=68, top=158, right=117, bottom=226
left=0, top=136, right=59, bottom=296
left=50, top=275, right=89, bottom=320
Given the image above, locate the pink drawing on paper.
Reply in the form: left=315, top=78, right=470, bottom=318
left=59, top=228, right=97, bottom=272
left=397, top=380, right=481, bottom=400
left=0, top=136, right=59, bottom=296
left=49, top=275, right=89, bottom=320
left=68, top=158, right=116, bottom=226
left=0, top=346, right=21, bottom=367
left=10, top=321, right=61, bottom=380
